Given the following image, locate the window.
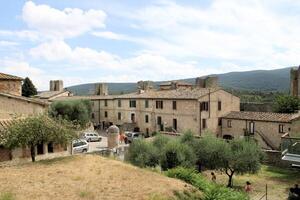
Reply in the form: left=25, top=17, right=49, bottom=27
left=172, top=101, right=177, bottom=110
left=227, top=120, right=232, bottom=128
left=91, top=113, right=95, bottom=119
left=200, top=102, right=209, bottom=111
left=218, top=118, right=222, bottom=126
left=173, top=118, right=177, bottom=131
left=145, top=115, right=149, bottom=123
left=156, top=100, right=163, bottom=109
left=131, top=113, right=135, bottom=122
left=129, top=100, right=136, bottom=108
left=202, top=119, right=207, bottom=129
left=145, top=100, right=149, bottom=108
left=118, top=100, right=121, bottom=107
left=218, top=101, right=222, bottom=111
left=157, top=116, right=162, bottom=125
left=249, top=122, right=255, bottom=134
left=279, top=124, right=284, bottom=133
left=104, top=111, right=108, bottom=118
left=118, top=112, right=121, bottom=120
left=104, top=100, right=108, bottom=107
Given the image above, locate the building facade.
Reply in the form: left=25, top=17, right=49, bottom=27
left=55, top=78, right=240, bottom=136
left=0, top=73, right=70, bottom=163
left=221, top=111, right=300, bottom=150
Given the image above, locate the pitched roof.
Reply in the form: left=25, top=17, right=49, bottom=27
left=116, top=87, right=219, bottom=99
left=53, top=95, right=115, bottom=101
left=0, top=92, right=48, bottom=106
left=53, top=88, right=221, bottom=101
left=0, top=72, right=23, bottom=80
left=223, top=111, right=300, bottom=123
left=35, top=90, right=70, bottom=99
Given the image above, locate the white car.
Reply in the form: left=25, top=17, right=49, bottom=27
left=73, top=139, right=89, bottom=153
left=125, top=132, right=141, bottom=143
left=82, top=132, right=102, bottom=142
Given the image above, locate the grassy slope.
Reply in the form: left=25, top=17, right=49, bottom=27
left=0, top=155, right=191, bottom=200
left=203, top=165, right=300, bottom=200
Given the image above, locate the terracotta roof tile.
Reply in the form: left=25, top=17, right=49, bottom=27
left=223, top=111, right=299, bottom=123
left=0, top=72, right=23, bottom=80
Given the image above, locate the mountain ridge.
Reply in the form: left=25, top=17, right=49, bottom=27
left=66, top=67, right=292, bottom=95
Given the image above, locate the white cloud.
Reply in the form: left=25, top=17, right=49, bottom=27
left=22, top=1, right=107, bottom=39
left=0, top=30, right=41, bottom=41
left=92, top=31, right=126, bottom=40
left=0, top=41, right=19, bottom=47
left=126, top=0, right=300, bottom=69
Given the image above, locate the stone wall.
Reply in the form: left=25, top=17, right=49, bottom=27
left=0, top=80, right=22, bottom=96
left=221, top=118, right=291, bottom=149
left=90, top=89, right=240, bottom=136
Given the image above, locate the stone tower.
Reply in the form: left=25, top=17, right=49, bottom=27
left=95, top=83, right=108, bottom=96
left=50, top=80, right=64, bottom=92
left=195, top=76, right=219, bottom=88
left=290, top=66, right=300, bottom=97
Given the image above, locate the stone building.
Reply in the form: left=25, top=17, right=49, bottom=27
left=0, top=73, right=70, bottom=162
left=221, top=111, right=300, bottom=150
left=0, top=72, right=23, bottom=96
left=35, top=80, right=72, bottom=101
left=55, top=77, right=240, bottom=136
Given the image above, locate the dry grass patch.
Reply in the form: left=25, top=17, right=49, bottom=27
left=203, top=165, right=300, bottom=200
left=0, top=155, right=191, bottom=200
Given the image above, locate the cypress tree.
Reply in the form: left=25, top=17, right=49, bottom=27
left=22, top=77, right=37, bottom=97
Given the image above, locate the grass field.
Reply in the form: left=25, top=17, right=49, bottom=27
left=0, top=155, right=192, bottom=200
left=203, top=165, right=300, bottom=200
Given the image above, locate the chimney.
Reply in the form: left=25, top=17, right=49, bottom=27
left=95, top=83, right=108, bottom=96
left=50, top=80, right=64, bottom=91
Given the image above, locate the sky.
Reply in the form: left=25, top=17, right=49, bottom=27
left=0, top=0, right=300, bottom=90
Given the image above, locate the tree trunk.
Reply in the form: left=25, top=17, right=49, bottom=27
left=196, top=161, right=202, bottom=172
left=30, top=145, right=35, bottom=162
left=225, top=168, right=234, bottom=188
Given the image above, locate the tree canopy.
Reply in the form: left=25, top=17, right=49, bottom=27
left=273, top=95, right=300, bottom=113
left=49, top=100, right=92, bottom=128
left=3, top=114, right=76, bottom=162
left=22, top=77, right=37, bottom=97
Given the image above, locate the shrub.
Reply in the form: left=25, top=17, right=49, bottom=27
left=166, top=167, right=249, bottom=200
left=125, top=139, right=159, bottom=168
left=153, top=134, right=170, bottom=151
left=160, top=140, right=196, bottom=170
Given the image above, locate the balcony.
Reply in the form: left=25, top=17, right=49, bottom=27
left=281, top=133, right=300, bottom=167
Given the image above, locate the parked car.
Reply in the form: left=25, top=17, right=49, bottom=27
left=82, top=132, right=102, bottom=142
left=73, top=139, right=89, bottom=153
left=125, top=132, right=141, bottom=143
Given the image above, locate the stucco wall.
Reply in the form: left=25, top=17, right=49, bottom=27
left=0, top=95, right=47, bottom=119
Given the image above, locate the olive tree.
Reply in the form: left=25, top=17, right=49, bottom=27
left=222, top=139, right=264, bottom=187
left=49, top=99, right=92, bottom=127
left=3, top=114, right=76, bottom=162
left=195, top=136, right=263, bottom=187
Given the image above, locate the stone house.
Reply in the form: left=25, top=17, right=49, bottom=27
left=0, top=73, right=70, bottom=162
left=221, top=111, right=300, bottom=150
left=55, top=77, right=240, bottom=136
